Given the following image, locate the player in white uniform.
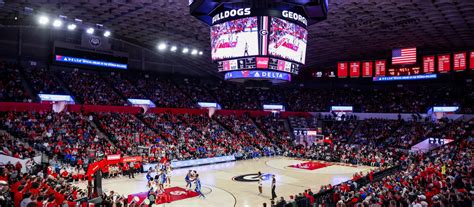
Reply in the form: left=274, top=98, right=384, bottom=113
left=257, top=171, right=263, bottom=195
left=147, top=177, right=156, bottom=192
left=166, top=164, right=172, bottom=187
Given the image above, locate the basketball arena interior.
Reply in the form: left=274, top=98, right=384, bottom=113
left=0, top=0, right=473, bottom=207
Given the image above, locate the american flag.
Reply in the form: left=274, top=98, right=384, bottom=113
left=392, top=48, right=417, bottom=64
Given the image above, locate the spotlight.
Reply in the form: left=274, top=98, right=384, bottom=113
left=198, top=51, right=203, bottom=55
left=158, top=43, right=167, bottom=50
left=38, top=15, right=49, bottom=25
left=191, top=49, right=198, bottom=55
left=103, top=30, right=111, bottom=37
left=182, top=48, right=189, bottom=54
left=52, top=19, right=63, bottom=28
left=67, top=24, right=76, bottom=31
left=170, top=46, right=177, bottom=52
left=86, top=27, right=94, bottom=34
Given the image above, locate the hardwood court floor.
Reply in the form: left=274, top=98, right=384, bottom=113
left=75, top=157, right=375, bottom=207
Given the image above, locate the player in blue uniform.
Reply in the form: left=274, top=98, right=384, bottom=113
left=194, top=174, right=205, bottom=198
left=161, top=170, right=167, bottom=187
left=146, top=167, right=153, bottom=181
left=185, top=170, right=192, bottom=190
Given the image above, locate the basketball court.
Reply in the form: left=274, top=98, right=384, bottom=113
left=74, top=157, right=374, bottom=207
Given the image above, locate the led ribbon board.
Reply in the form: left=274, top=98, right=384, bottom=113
left=38, top=94, right=75, bottom=103
left=373, top=74, right=437, bottom=82
left=55, top=55, right=127, bottom=69
left=263, top=104, right=285, bottom=111
left=127, top=99, right=156, bottom=107
left=224, top=70, right=291, bottom=82
left=198, top=102, right=222, bottom=109
left=432, top=106, right=459, bottom=112
left=330, top=106, right=353, bottom=112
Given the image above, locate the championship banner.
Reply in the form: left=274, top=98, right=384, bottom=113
left=437, top=54, right=450, bottom=73
left=362, top=61, right=373, bottom=77
left=470, top=51, right=474, bottom=70
left=423, top=56, right=435, bottom=73
left=337, top=62, right=348, bottom=78
left=349, top=62, right=360, bottom=78
left=453, top=52, right=466, bottom=71
left=375, top=60, right=386, bottom=76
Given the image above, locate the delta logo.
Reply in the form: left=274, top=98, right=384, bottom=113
left=260, top=72, right=283, bottom=79
left=55, top=55, right=63, bottom=61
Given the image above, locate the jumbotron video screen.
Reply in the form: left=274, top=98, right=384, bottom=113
left=211, top=17, right=259, bottom=61
left=269, top=17, right=308, bottom=64
left=191, top=0, right=328, bottom=82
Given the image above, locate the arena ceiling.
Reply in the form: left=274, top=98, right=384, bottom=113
left=0, top=0, right=474, bottom=75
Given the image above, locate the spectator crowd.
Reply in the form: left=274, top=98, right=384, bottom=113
left=0, top=61, right=472, bottom=114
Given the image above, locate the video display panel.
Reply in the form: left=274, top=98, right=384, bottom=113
left=269, top=17, right=308, bottom=64
left=210, top=17, right=259, bottom=61
left=54, top=47, right=128, bottom=70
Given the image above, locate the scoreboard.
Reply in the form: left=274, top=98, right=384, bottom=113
left=190, top=0, right=328, bottom=83
left=217, top=57, right=300, bottom=74
left=387, top=66, right=421, bottom=76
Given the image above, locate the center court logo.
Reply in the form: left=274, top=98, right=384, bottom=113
left=169, top=190, right=187, bottom=196
left=232, top=173, right=272, bottom=182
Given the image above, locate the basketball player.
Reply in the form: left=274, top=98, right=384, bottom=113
left=244, top=42, right=249, bottom=56
left=158, top=169, right=166, bottom=193
left=154, top=174, right=161, bottom=193
left=185, top=170, right=192, bottom=190
left=146, top=168, right=153, bottom=181
left=257, top=171, right=263, bottom=195
left=271, top=175, right=277, bottom=200
left=166, top=163, right=172, bottom=187
left=195, top=174, right=205, bottom=198
left=155, top=162, right=161, bottom=173
left=148, top=177, right=156, bottom=193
